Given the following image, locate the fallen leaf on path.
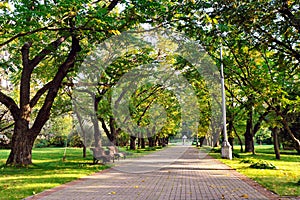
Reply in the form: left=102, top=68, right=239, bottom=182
left=108, top=191, right=116, bottom=195
left=241, top=194, right=249, bottom=198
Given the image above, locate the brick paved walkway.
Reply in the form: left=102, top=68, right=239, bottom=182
left=25, top=145, right=288, bottom=200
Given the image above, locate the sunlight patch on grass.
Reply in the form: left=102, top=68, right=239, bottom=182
left=0, top=148, right=109, bottom=200
left=209, top=145, right=300, bottom=197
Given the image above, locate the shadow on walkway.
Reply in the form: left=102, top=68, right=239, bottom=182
left=25, top=145, right=286, bottom=200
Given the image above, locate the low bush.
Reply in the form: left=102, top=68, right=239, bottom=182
left=68, top=135, right=84, bottom=147
left=50, top=135, right=67, bottom=147
left=249, top=160, right=277, bottom=169
left=34, top=139, right=49, bottom=148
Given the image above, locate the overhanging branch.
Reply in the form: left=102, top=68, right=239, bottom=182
left=0, top=91, right=20, bottom=121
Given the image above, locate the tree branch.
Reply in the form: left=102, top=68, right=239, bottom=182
left=0, top=91, right=20, bottom=121
left=31, top=36, right=81, bottom=133
left=107, top=0, right=120, bottom=11
left=29, top=81, right=53, bottom=108
left=30, top=36, right=67, bottom=68
left=0, top=27, right=68, bottom=47
left=0, top=123, right=14, bottom=132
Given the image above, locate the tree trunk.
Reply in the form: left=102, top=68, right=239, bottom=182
left=271, top=127, right=280, bottom=160
left=130, top=136, right=136, bottom=150
left=6, top=121, right=36, bottom=165
left=93, top=97, right=101, bottom=147
left=244, top=131, right=254, bottom=153
left=148, top=136, right=155, bottom=147
left=228, top=137, right=234, bottom=151
left=137, top=138, right=141, bottom=149
left=4, top=36, right=80, bottom=165
left=92, top=116, right=101, bottom=147
left=233, top=125, right=243, bottom=152
left=244, top=101, right=254, bottom=154
left=74, top=106, right=87, bottom=157
left=83, top=146, right=86, bottom=158
left=227, top=116, right=234, bottom=151
left=141, top=138, right=145, bottom=149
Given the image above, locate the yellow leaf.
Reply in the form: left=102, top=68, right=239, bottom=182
left=108, top=30, right=121, bottom=35
left=241, top=194, right=249, bottom=199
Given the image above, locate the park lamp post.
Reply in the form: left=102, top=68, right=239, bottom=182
left=220, top=44, right=232, bottom=160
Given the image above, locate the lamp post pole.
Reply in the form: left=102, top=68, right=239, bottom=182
left=220, top=45, right=232, bottom=159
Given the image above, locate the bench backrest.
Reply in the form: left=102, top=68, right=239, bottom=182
left=90, top=147, right=107, bottom=157
left=107, top=146, right=118, bottom=154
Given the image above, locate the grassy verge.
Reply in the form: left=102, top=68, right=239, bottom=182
left=208, top=145, right=300, bottom=197
left=0, top=148, right=109, bottom=200
left=0, top=146, right=163, bottom=200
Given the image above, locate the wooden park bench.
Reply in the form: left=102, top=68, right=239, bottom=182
left=107, top=146, right=126, bottom=161
left=90, top=147, right=114, bottom=164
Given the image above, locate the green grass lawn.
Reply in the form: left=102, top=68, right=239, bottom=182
left=208, top=145, right=300, bottom=197
left=0, top=148, right=110, bottom=200
left=0, top=146, right=162, bottom=200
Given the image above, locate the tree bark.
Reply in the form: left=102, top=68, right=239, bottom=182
left=130, top=136, right=136, bottom=150
left=244, top=99, right=254, bottom=154
left=148, top=136, right=155, bottom=147
left=6, top=120, right=36, bottom=165
left=93, top=97, right=101, bottom=147
left=5, top=36, right=79, bottom=165
left=73, top=104, right=87, bottom=157
left=141, top=138, right=145, bottom=149
left=233, top=125, right=243, bottom=152
left=271, top=127, right=281, bottom=160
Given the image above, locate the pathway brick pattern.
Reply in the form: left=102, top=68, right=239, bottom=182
left=25, top=146, right=296, bottom=200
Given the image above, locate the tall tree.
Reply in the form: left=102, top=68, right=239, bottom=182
left=0, top=0, right=144, bottom=165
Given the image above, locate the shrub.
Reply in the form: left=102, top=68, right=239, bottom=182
left=249, top=160, right=277, bottom=169
left=68, top=135, right=84, bottom=147
left=34, top=139, right=49, bottom=148
left=50, top=135, right=67, bottom=147
left=298, top=179, right=300, bottom=186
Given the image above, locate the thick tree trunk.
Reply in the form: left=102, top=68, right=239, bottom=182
left=244, top=131, right=254, bottom=153
left=6, top=122, right=36, bottom=165
left=3, top=36, right=80, bottom=166
left=141, top=138, right=145, bottom=149
left=130, top=136, right=136, bottom=150
left=271, top=127, right=281, bottom=160
left=148, top=136, right=155, bottom=147
left=92, top=116, right=101, bottom=147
